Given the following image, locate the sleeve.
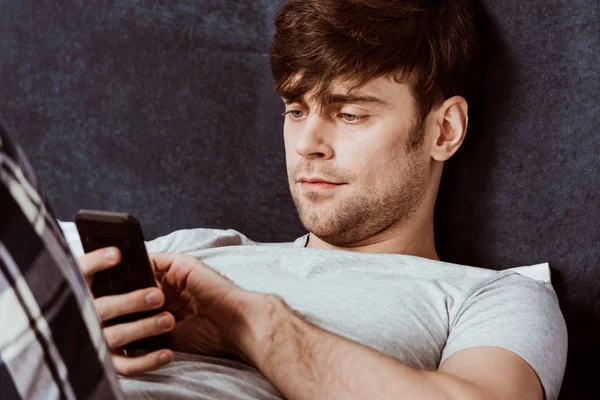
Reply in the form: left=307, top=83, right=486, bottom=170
left=440, top=273, right=568, bottom=400
left=0, top=125, right=123, bottom=400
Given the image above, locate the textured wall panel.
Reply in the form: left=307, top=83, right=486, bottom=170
left=1, top=1, right=598, bottom=398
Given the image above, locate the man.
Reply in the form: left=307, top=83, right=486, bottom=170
left=80, top=0, right=567, bottom=399
left=4, top=0, right=568, bottom=399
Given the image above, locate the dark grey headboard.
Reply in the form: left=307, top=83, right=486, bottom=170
left=2, top=1, right=598, bottom=398
left=1, top=0, right=302, bottom=242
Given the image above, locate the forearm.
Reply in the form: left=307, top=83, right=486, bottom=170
left=237, top=295, right=479, bottom=400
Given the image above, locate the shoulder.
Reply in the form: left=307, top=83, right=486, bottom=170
left=443, top=271, right=567, bottom=400
left=146, top=228, right=259, bottom=254
left=458, top=270, right=561, bottom=320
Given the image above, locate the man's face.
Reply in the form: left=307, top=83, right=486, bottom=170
left=284, top=75, right=430, bottom=246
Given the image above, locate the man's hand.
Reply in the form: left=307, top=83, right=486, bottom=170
left=77, top=247, right=176, bottom=376
left=78, top=248, right=261, bottom=376
left=150, top=252, right=260, bottom=363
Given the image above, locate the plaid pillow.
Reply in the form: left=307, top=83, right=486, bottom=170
left=0, top=123, right=122, bottom=400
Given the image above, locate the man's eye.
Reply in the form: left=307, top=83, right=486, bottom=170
left=340, top=113, right=363, bottom=123
left=283, top=110, right=305, bottom=119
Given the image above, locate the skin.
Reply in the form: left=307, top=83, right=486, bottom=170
left=77, top=75, right=544, bottom=399
left=285, top=75, right=437, bottom=258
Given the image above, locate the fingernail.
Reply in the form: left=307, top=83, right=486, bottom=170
left=104, top=248, right=116, bottom=260
left=157, top=315, right=172, bottom=330
left=146, top=291, right=161, bottom=307
left=158, top=352, right=170, bottom=364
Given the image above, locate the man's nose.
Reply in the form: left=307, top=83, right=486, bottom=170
left=295, top=116, right=334, bottom=160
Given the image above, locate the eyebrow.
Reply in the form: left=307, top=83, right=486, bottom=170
left=325, top=93, right=387, bottom=106
left=282, top=93, right=387, bottom=106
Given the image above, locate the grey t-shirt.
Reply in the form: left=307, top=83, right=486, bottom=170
left=119, top=228, right=567, bottom=400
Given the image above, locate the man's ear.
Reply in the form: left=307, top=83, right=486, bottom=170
left=430, top=96, right=468, bottom=162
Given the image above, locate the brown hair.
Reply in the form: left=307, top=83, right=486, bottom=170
left=270, top=0, right=480, bottom=122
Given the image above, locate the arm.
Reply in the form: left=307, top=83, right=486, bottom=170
left=235, top=294, right=544, bottom=400
left=75, top=251, right=548, bottom=397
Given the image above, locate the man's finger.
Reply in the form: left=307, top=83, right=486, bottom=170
left=113, top=350, right=174, bottom=376
left=103, top=312, right=175, bottom=349
left=77, top=247, right=122, bottom=279
left=149, top=252, right=177, bottom=274
left=94, top=287, right=165, bottom=321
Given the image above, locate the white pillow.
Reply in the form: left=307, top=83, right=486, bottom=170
left=508, top=263, right=551, bottom=285
left=57, top=220, right=552, bottom=285
left=57, top=220, right=84, bottom=259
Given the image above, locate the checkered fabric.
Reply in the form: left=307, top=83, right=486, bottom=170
left=0, top=123, right=122, bottom=399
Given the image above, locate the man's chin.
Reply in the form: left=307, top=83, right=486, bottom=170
left=297, top=210, right=328, bottom=232
left=293, top=195, right=351, bottom=235
left=297, top=212, right=345, bottom=240
left=302, top=228, right=356, bottom=247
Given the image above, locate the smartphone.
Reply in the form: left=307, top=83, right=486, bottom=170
left=75, top=209, right=170, bottom=354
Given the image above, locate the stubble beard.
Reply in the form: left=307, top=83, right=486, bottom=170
left=288, top=126, right=428, bottom=246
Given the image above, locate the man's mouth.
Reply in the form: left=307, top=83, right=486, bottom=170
left=298, top=176, right=345, bottom=192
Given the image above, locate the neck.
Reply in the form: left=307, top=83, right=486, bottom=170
left=305, top=207, right=439, bottom=260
